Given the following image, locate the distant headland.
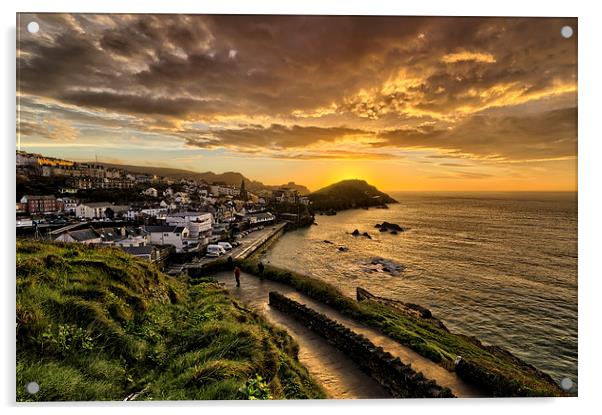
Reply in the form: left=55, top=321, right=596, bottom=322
left=308, top=179, right=398, bottom=212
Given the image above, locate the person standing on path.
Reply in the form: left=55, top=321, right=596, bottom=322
left=234, top=266, right=241, bottom=287
left=258, top=261, right=264, bottom=281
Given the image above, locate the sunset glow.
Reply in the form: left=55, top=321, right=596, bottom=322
left=17, top=15, right=577, bottom=191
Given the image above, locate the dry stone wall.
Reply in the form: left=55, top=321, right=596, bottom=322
left=268, top=291, right=454, bottom=398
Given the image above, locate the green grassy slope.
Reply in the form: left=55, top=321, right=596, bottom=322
left=16, top=240, right=325, bottom=401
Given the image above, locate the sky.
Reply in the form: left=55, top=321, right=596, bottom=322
left=17, top=14, right=577, bottom=192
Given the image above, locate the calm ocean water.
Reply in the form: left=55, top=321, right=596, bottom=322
left=264, top=191, right=578, bottom=389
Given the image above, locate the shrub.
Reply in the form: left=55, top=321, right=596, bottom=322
left=239, top=374, right=272, bottom=400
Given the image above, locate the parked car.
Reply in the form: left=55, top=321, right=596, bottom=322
left=218, top=242, right=233, bottom=251
left=206, top=244, right=227, bottom=257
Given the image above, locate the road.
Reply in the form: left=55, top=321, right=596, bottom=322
left=167, top=223, right=286, bottom=274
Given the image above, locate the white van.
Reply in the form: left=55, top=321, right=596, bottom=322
left=206, top=244, right=226, bottom=257
left=218, top=242, right=233, bottom=251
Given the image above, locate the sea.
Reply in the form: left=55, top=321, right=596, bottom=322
left=264, top=191, right=578, bottom=390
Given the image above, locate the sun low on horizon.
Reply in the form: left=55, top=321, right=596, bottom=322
left=17, top=14, right=577, bottom=192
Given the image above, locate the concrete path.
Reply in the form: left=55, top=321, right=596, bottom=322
left=212, top=270, right=485, bottom=399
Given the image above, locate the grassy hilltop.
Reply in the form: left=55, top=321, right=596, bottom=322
left=16, top=240, right=325, bottom=401
left=308, top=179, right=398, bottom=211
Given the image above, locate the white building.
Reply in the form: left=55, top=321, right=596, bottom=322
left=75, top=202, right=111, bottom=219
left=105, top=168, right=122, bottom=179
left=210, top=185, right=240, bottom=197
left=143, top=187, right=158, bottom=198
left=114, top=234, right=148, bottom=248
left=143, top=225, right=189, bottom=252
left=165, top=211, right=213, bottom=240
left=139, top=208, right=168, bottom=220
left=59, top=197, right=78, bottom=213
left=74, top=202, right=128, bottom=219
left=247, top=212, right=275, bottom=225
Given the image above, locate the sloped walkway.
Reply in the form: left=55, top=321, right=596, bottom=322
left=212, top=270, right=485, bottom=399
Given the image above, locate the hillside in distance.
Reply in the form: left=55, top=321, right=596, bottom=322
left=95, top=162, right=310, bottom=194
left=308, top=179, right=398, bottom=211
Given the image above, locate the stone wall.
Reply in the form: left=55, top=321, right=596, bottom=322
left=241, top=224, right=286, bottom=260
left=268, top=291, right=455, bottom=398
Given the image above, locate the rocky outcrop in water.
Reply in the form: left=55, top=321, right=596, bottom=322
left=375, top=222, right=406, bottom=233
left=360, top=257, right=405, bottom=276
left=351, top=229, right=372, bottom=239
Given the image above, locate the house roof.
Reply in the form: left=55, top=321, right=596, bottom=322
left=143, top=225, right=176, bottom=233
left=22, top=195, right=56, bottom=201
left=248, top=212, right=274, bottom=220
left=66, top=228, right=99, bottom=242
left=79, top=202, right=111, bottom=208
left=95, top=227, right=124, bottom=242
left=121, top=245, right=154, bottom=256
left=110, top=205, right=130, bottom=212
left=143, top=225, right=187, bottom=234
left=167, top=211, right=210, bottom=217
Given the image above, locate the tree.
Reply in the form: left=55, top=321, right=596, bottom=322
left=104, top=207, right=115, bottom=219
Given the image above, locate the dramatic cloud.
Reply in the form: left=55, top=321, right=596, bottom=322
left=16, top=14, right=577, bottom=189
left=376, top=107, right=577, bottom=161
left=184, top=124, right=366, bottom=150
left=441, top=51, right=497, bottom=64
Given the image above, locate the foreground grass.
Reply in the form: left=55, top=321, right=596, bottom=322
left=237, top=261, right=566, bottom=397
left=16, top=240, right=325, bottom=401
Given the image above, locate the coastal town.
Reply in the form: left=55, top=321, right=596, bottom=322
left=16, top=150, right=312, bottom=269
